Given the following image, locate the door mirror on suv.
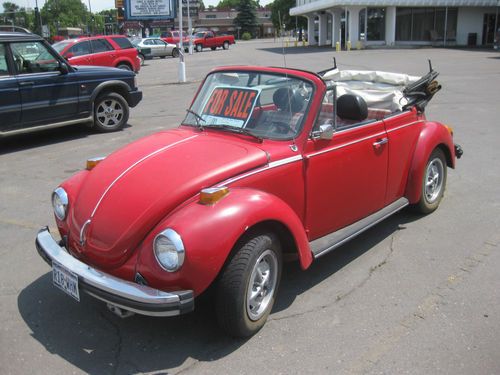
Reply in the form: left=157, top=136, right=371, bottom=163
left=59, top=62, right=70, bottom=74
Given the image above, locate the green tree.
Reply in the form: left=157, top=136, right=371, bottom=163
left=95, top=9, right=117, bottom=34
left=234, top=0, right=258, bottom=37
left=217, top=0, right=259, bottom=9
left=41, top=0, right=89, bottom=35
left=2, top=2, right=36, bottom=32
left=269, top=0, right=306, bottom=36
left=198, top=0, right=205, bottom=11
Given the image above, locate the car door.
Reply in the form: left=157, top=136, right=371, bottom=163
left=0, top=42, right=21, bottom=132
left=154, top=39, right=170, bottom=56
left=303, top=89, right=389, bottom=240
left=205, top=31, right=215, bottom=48
left=143, top=39, right=157, bottom=56
left=90, top=38, right=115, bottom=67
left=65, top=40, right=92, bottom=66
left=10, top=40, right=79, bottom=127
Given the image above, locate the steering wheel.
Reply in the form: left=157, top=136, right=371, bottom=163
left=270, top=121, right=294, bottom=135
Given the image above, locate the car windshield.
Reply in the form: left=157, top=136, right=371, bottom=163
left=130, top=38, right=141, bottom=46
left=195, top=32, right=206, bottom=38
left=52, top=40, right=73, bottom=53
left=183, top=71, right=314, bottom=140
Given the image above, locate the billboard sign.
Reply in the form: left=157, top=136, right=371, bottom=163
left=125, top=0, right=175, bottom=20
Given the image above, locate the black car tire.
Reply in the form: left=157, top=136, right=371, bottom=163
left=216, top=233, right=282, bottom=337
left=223, top=41, right=230, bottom=50
left=160, top=56, right=166, bottom=59
left=211, top=46, right=216, bottom=50
left=172, top=48, right=180, bottom=58
left=116, top=63, right=132, bottom=71
left=414, top=148, right=447, bottom=214
left=196, top=44, right=202, bottom=52
left=93, top=92, right=129, bottom=133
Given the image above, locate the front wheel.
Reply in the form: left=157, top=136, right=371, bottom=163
left=414, top=148, right=447, bottom=214
left=172, top=48, right=179, bottom=58
left=223, top=41, right=230, bottom=50
left=93, top=92, right=129, bottom=132
left=216, top=233, right=282, bottom=337
left=196, top=44, right=202, bottom=52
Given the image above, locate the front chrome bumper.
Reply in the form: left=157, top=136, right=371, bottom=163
left=35, top=227, right=194, bottom=317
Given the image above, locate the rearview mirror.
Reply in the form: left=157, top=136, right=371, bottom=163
left=59, top=62, right=69, bottom=74
left=312, top=123, right=334, bottom=140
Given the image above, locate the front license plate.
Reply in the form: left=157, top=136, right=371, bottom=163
left=52, top=261, right=80, bottom=302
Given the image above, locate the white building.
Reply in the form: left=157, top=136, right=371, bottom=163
left=290, top=0, right=499, bottom=47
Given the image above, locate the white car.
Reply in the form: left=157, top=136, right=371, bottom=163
left=131, top=38, right=179, bottom=63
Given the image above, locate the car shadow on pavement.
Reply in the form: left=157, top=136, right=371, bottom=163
left=0, top=124, right=131, bottom=156
left=274, top=210, right=421, bottom=313
left=258, top=46, right=336, bottom=55
left=18, top=210, right=421, bottom=374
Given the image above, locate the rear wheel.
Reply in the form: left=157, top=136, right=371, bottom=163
left=93, top=92, right=129, bottom=133
left=414, top=148, right=447, bottom=214
left=216, top=233, right=282, bottom=337
left=196, top=44, right=202, bottom=52
left=116, top=63, right=132, bottom=71
left=211, top=46, right=216, bottom=50
left=172, top=48, right=180, bottom=58
left=223, top=41, right=230, bottom=50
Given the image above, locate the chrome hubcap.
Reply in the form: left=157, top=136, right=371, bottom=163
left=425, top=157, right=444, bottom=204
left=96, top=99, right=123, bottom=128
left=246, top=249, right=278, bottom=321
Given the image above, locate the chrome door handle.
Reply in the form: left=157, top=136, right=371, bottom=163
left=373, top=138, right=388, bottom=148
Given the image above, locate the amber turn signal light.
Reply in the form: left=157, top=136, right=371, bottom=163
left=199, top=187, right=229, bottom=205
left=444, top=125, right=454, bottom=137
left=86, top=157, right=105, bottom=170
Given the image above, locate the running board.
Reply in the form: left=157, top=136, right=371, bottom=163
left=310, top=197, right=409, bottom=259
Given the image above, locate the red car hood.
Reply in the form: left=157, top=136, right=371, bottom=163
left=69, top=129, right=267, bottom=268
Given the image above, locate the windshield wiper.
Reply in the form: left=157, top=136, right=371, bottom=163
left=185, top=109, right=206, bottom=130
left=209, top=124, right=263, bottom=143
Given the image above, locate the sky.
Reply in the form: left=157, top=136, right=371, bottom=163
left=9, top=0, right=273, bottom=13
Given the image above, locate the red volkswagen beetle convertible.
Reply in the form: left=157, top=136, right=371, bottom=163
left=36, top=64, right=462, bottom=337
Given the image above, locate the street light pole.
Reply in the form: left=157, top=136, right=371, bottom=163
left=88, top=0, right=93, bottom=34
left=178, top=0, right=186, bottom=82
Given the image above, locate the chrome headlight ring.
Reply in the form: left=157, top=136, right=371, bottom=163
left=52, top=187, right=69, bottom=221
left=153, top=228, right=185, bottom=272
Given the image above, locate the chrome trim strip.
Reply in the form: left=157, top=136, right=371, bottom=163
left=36, top=228, right=192, bottom=316
left=307, top=131, right=387, bottom=158
left=385, top=120, right=424, bottom=133
left=217, top=154, right=303, bottom=187
left=0, top=116, right=93, bottom=137
left=90, top=135, right=198, bottom=218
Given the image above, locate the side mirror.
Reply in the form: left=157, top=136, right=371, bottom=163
left=59, top=62, right=69, bottom=74
left=312, top=123, right=334, bottom=140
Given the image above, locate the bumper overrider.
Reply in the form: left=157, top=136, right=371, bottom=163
left=35, top=227, right=194, bottom=317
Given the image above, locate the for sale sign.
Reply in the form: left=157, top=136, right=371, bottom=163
left=202, top=87, right=260, bottom=127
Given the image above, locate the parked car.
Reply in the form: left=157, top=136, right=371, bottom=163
left=191, top=30, right=235, bottom=52
left=36, top=64, right=461, bottom=337
left=0, top=32, right=142, bottom=137
left=131, top=37, right=179, bottom=62
left=52, top=35, right=141, bottom=73
left=160, top=30, right=188, bottom=45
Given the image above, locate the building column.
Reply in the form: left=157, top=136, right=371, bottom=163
left=385, top=6, right=396, bottom=46
left=347, top=6, right=362, bottom=45
left=318, top=13, right=328, bottom=46
left=306, top=15, right=317, bottom=45
left=327, top=9, right=341, bottom=47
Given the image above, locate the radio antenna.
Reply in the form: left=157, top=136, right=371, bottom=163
left=278, top=11, right=287, bottom=69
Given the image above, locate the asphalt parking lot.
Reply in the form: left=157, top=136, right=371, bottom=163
left=1, top=40, right=500, bottom=374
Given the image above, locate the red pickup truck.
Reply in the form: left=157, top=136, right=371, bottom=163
left=191, top=31, right=235, bottom=52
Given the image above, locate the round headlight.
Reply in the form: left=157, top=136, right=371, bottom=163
left=52, top=187, right=69, bottom=221
left=153, top=228, right=185, bottom=272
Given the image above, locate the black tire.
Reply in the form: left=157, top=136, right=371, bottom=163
left=216, top=233, right=282, bottom=337
left=138, top=54, right=145, bottom=66
left=196, top=44, right=202, bottom=52
left=116, top=63, right=132, bottom=71
left=223, top=41, right=230, bottom=50
left=160, top=55, right=166, bottom=59
left=211, top=46, right=216, bottom=51
left=172, top=48, right=180, bottom=58
left=93, top=92, right=129, bottom=133
left=414, top=148, right=447, bottom=214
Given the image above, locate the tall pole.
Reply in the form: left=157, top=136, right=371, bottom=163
left=178, top=0, right=186, bottom=82
left=443, top=7, right=448, bottom=47
left=35, top=0, right=42, bottom=36
left=187, top=0, right=193, bottom=54
left=88, top=0, right=93, bottom=35
left=494, top=0, right=499, bottom=49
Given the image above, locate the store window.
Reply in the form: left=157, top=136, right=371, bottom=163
left=396, top=7, right=457, bottom=41
left=359, top=8, right=385, bottom=41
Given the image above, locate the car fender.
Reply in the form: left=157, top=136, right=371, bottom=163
left=90, top=80, right=132, bottom=105
left=55, top=170, right=89, bottom=236
left=405, top=121, right=455, bottom=204
left=135, top=187, right=313, bottom=296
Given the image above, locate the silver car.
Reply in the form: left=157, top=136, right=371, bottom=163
left=132, top=38, right=179, bottom=62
